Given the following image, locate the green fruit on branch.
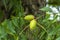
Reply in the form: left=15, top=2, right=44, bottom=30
left=24, top=15, right=34, bottom=21
left=30, top=19, right=37, bottom=30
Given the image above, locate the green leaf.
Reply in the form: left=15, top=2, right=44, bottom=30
left=7, top=21, right=16, bottom=34
left=21, top=34, right=27, bottom=40
left=19, top=18, right=25, bottom=27
left=46, top=35, right=52, bottom=40
left=49, top=25, right=60, bottom=36
left=11, top=17, right=19, bottom=28
left=56, top=37, right=60, bottom=40
left=2, top=19, right=15, bottom=34
left=40, top=7, right=52, bottom=12
left=0, top=25, right=7, bottom=38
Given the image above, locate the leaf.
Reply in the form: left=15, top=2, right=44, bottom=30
left=7, top=21, right=16, bottom=34
left=21, top=34, right=27, bottom=40
left=56, top=37, right=60, bottom=40
left=52, top=14, right=58, bottom=23
left=40, top=7, right=52, bottom=12
left=49, top=25, right=60, bottom=36
left=0, top=25, right=7, bottom=38
left=46, top=35, right=52, bottom=40
left=2, top=19, right=15, bottom=34
left=19, top=18, right=25, bottom=27
left=11, top=17, right=19, bottom=28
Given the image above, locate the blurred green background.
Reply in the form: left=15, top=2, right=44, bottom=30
left=0, top=0, right=60, bottom=40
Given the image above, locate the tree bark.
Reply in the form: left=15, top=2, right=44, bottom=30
left=21, top=0, right=46, bottom=17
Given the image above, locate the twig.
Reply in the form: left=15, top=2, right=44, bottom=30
left=37, top=23, right=48, bottom=34
left=19, top=25, right=29, bottom=35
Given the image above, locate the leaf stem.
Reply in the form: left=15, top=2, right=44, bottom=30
left=37, top=23, right=48, bottom=34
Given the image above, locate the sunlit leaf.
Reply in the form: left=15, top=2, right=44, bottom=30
left=56, top=37, right=60, bottom=40
left=40, top=7, right=52, bottom=12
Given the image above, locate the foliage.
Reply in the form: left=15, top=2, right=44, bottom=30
left=0, top=0, right=60, bottom=40
left=48, top=0, right=60, bottom=6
